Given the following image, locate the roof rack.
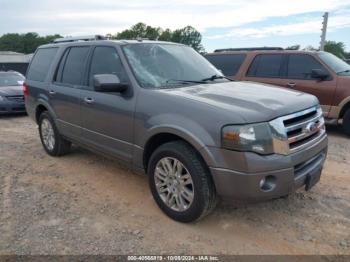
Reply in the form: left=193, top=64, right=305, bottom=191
left=53, top=35, right=106, bottom=43
left=214, top=47, right=284, bottom=52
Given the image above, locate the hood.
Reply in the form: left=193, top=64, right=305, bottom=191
left=0, top=85, right=23, bottom=97
left=164, top=81, right=319, bottom=123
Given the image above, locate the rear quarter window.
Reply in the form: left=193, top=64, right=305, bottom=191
left=27, top=48, right=58, bottom=82
left=205, top=54, right=246, bottom=76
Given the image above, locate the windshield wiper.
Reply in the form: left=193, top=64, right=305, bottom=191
left=200, top=74, right=234, bottom=82
left=165, top=79, right=207, bottom=85
left=337, top=69, right=350, bottom=74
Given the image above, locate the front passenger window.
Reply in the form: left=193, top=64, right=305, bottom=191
left=287, top=54, right=327, bottom=80
left=89, top=47, right=128, bottom=86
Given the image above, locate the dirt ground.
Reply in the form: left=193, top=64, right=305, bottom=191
left=0, top=115, right=349, bottom=255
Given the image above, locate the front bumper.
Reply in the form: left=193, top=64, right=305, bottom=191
left=0, top=101, right=26, bottom=114
left=207, top=134, right=328, bottom=201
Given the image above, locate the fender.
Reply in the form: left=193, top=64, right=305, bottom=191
left=329, top=96, right=350, bottom=119
left=138, top=122, right=218, bottom=169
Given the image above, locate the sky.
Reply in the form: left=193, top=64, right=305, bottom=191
left=1, top=0, right=350, bottom=52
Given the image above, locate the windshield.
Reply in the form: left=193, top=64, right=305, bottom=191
left=0, top=73, right=25, bottom=87
left=318, top=52, right=350, bottom=76
left=122, top=43, right=224, bottom=88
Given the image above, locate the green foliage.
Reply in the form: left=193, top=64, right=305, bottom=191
left=324, top=41, right=346, bottom=59
left=113, top=23, right=204, bottom=52
left=0, top=33, right=62, bottom=54
left=0, top=23, right=204, bottom=53
left=285, top=45, right=300, bottom=50
left=171, top=26, right=204, bottom=52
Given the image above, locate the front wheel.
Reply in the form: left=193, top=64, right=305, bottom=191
left=148, top=141, right=217, bottom=223
left=343, top=109, right=350, bottom=137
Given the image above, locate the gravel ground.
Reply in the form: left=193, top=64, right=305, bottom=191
left=0, top=115, right=349, bottom=255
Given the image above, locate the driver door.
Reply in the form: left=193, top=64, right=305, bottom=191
left=283, top=54, right=337, bottom=112
left=80, top=46, right=136, bottom=163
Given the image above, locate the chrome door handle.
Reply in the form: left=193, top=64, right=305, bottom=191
left=84, top=97, right=94, bottom=104
left=49, top=90, right=56, bottom=95
left=287, top=82, right=296, bottom=88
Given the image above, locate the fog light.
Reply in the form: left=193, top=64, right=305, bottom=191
left=259, top=175, right=276, bottom=192
left=259, top=177, right=266, bottom=188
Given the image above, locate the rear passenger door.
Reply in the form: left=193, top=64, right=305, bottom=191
left=80, top=46, right=135, bottom=163
left=49, top=46, right=91, bottom=139
left=284, top=54, right=336, bottom=109
left=243, top=54, right=287, bottom=86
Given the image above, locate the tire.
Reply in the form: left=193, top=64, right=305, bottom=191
left=343, top=109, right=350, bottom=137
left=148, top=141, right=217, bottom=223
left=38, top=111, right=71, bottom=156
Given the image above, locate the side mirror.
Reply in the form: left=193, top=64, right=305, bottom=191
left=93, top=74, right=128, bottom=92
left=311, top=69, right=329, bottom=81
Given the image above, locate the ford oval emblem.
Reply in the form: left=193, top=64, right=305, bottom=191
left=305, top=122, right=318, bottom=133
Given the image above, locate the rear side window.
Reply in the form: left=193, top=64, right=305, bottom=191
left=27, top=48, right=58, bottom=82
left=205, top=54, right=246, bottom=76
left=287, top=54, right=326, bottom=79
left=247, top=54, right=283, bottom=78
left=88, top=46, right=128, bottom=86
left=58, top=46, right=90, bottom=85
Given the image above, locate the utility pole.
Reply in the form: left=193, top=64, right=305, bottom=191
left=320, top=12, right=329, bottom=51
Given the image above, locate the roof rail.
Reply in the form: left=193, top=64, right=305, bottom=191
left=53, top=35, right=106, bottom=43
left=214, top=47, right=284, bottom=52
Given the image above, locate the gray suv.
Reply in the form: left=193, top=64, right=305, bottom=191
left=25, top=38, right=328, bottom=222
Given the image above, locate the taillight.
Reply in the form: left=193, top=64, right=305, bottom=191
left=23, top=82, right=28, bottom=97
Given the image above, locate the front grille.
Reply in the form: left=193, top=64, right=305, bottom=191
left=269, top=106, right=326, bottom=155
left=5, top=95, right=24, bottom=103
left=283, top=107, right=325, bottom=153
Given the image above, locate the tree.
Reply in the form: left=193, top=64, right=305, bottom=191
left=114, top=23, right=161, bottom=40
left=0, top=22, right=205, bottom=53
left=324, top=41, right=346, bottom=59
left=171, top=26, right=204, bottom=52
left=158, top=29, right=172, bottom=42
left=285, top=45, right=300, bottom=50
left=0, top=33, right=62, bottom=54
left=114, top=22, right=204, bottom=52
left=302, top=45, right=318, bottom=51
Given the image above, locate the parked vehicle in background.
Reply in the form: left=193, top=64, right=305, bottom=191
left=205, top=48, right=350, bottom=136
left=0, top=71, right=26, bottom=114
left=25, top=38, right=327, bottom=222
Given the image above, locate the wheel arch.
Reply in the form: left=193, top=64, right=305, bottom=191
left=339, top=99, right=350, bottom=119
left=34, top=99, right=57, bottom=124
left=142, top=127, right=214, bottom=174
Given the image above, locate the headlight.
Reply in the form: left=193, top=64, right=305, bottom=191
left=221, top=123, right=274, bottom=154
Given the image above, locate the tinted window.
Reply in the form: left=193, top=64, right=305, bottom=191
left=60, top=47, right=89, bottom=85
left=247, top=54, right=283, bottom=77
left=89, top=46, right=128, bottom=86
left=27, top=48, right=58, bottom=82
left=287, top=54, right=326, bottom=79
left=205, top=54, right=246, bottom=76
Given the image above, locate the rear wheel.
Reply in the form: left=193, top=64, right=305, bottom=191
left=343, top=109, right=350, bottom=137
left=148, top=141, right=217, bottom=223
left=39, top=111, right=71, bottom=156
